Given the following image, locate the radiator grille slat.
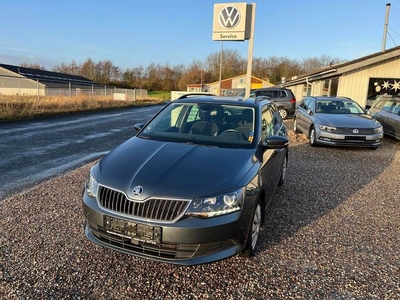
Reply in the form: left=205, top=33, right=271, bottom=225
left=98, top=186, right=190, bottom=222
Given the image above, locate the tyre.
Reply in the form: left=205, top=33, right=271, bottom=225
left=242, top=200, right=262, bottom=257
left=293, top=118, right=300, bottom=133
left=278, top=155, right=287, bottom=186
left=278, top=108, right=289, bottom=119
left=309, top=126, right=317, bottom=147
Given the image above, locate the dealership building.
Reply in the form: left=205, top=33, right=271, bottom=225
left=281, top=45, right=400, bottom=107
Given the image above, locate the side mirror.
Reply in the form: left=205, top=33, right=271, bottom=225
left=134, top=123, right=145, bottom=133
left=263, top=135, right=289, bottom=149
left=307, top=109, right=313, bottom=115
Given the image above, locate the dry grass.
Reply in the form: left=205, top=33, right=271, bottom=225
left=0, top=95, right=165, bottom=121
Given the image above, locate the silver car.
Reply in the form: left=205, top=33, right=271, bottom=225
left=368, top=96, right=400, bottom=140
left=294, top=96, right=383, bottom=149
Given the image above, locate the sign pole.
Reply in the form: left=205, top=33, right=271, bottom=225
left=245, top=3, right=256, bottom=98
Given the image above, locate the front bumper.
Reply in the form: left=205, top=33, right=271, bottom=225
left=82, top=192, right=252, bottom=265
left=315, top=130, right=383, bottom=147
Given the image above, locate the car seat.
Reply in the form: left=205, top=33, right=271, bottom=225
left=236, top=109, right=254, bottom=139
left=189, top=109, right=219, bottom=136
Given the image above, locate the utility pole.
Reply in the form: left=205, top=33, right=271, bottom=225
left=381, top=3, right=391, bottom=51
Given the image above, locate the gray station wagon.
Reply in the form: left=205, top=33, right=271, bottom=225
left=82, top=95, right=289, bottom=265
left=293, top=96, right=383, bottom=148
left=368, top=96, right=400, bottom=140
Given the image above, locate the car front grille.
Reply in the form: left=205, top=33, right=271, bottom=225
left=335, top=127, right=376, bottom=135
left=98, top=186, right=190, bottom=222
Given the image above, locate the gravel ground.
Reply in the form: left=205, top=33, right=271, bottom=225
left=1, top=120, right=399, bottom=299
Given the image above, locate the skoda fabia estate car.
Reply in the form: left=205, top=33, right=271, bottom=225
left=82, top=95, right=289, bottom=265
left=293, top=96, right=383, bottom=148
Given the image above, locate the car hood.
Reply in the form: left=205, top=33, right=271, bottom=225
left=316, top=114, right=380, bottom=128
left=96, top=137, right=256, bottom=199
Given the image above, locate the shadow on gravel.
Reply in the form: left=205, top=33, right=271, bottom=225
left=258, top=124, right=399, bottom=252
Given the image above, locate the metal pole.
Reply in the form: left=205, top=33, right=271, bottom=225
left=37, top=79, right=39, bottom=101
left=245, top=3, right=256, bottom=98
left=219, top=41, right=223, bottom=96
left=381, top=3, right=391, bottom=51
left=200, top=67, right=203, bottom=92
left=17, top=68, right=21, bottom=96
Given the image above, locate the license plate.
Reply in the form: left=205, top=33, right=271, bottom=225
left=104, top=216, right=161, bottom=244
left=345, top=136, right=366, bottom=142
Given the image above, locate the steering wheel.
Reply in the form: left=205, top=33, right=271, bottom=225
left=219, top=129, right=248, bottom=140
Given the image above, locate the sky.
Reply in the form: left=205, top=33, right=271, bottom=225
left=1, top=0, right=399, bottom=71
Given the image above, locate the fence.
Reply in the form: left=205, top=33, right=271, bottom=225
left=0, top=75, right=147, bottom=100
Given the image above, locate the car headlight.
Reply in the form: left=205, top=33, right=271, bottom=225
left=374, top=126, right=383, bottom=133
left=319, top=124, right=337, bottom=132
left=86, top=169, right=99, bottom=198
left=186, top=187, right=245, bottom=218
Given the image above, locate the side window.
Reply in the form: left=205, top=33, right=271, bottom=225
left=299, top=99, right=307, bottom=109
left=374, top=100, right=385, bottom=109
left=186, top=106, right=200, bottom=122
left=304, top=98, right=312, bottom=110
left=278, top=91, right=287, bottom=98
left=381, top=100, right=394, bottom=112
left=261, top=107, right=274, bottom=138
left=392, top=102, right=400, bottom=114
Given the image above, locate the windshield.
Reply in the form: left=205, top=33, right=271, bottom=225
left=315, top=100, right=365, bottom=114
left=138, top=102, right=256, bottom=148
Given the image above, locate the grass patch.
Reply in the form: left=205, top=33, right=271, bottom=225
left=148, top=91, right=171, bottom=100
left=0, top=95, right=166, bottom=121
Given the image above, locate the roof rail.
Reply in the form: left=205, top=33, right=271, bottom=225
left=176, top=93, right=217, bottom=99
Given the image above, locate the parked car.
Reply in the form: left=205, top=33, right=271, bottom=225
left=293, top=96, right=383, bottom=148
left=82, top=95, right=289, bottom=265
left=368, top=96, right=400, bottom=140
left=251, top=87, right=296, bottom=120
left=366, top=93, right=400, bottom=109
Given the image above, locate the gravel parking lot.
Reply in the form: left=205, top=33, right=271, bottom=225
left=1, top=120, right=399, bottom=299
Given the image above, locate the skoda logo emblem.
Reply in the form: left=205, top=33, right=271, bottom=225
left=132, top=186, right=143, bottom=197
left=353, top=129, right=359, bottom=134
left=219, top=6, right=240, bottom=29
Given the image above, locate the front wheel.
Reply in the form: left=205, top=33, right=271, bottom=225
left=293, top=118, right=300, bottom=133
left=309, top=126, right=317, bottom=147
left=242, top=200, right=262, bottom=257
left=278, top=108, right=289, bottom=119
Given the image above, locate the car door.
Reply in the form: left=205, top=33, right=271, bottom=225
left=296, top=98, right=313, bottom=133
left=386, top=101, right=400, bottom=138
left=260, top=105, right=284, bottom=203
left=374, top=100, right=395, bottom=134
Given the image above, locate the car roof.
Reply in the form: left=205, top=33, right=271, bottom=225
left=173, top=96, right=271, bottom=107
left=308, top=96, right=355, bottom=101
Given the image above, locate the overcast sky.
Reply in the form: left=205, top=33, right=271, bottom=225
left=1, top=0, right=399, bottom=70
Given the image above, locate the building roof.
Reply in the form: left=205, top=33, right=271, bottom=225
left=284, top=45, right=400, bottom=86
left=206, top=74, right=269, bottom=86
left=0, top=63, right=99, bottom=88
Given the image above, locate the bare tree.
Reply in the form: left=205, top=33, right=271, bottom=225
left=19, top=62, right=46, bottom=70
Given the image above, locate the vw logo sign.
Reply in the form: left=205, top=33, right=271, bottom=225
left=132, top=186, right=143, bottom=197
left=219, top=6, right=240, bottom=29
left=353, top=129, right=359, bottom=134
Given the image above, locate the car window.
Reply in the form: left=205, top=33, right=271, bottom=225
left=374, top=100, right=386, bottom=109
left=304, top=98, right=312, bottom=110
left=139, top=102, right=256, bottom=149
left=278, top=91, right=287, bottom=98
left=315, top=100, right=364, bottom=114
left=261, top=107, right=274, bottom=138
left=381, top=100, right=395, bottom=112
left=391, top=102, right=400, bottom=114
